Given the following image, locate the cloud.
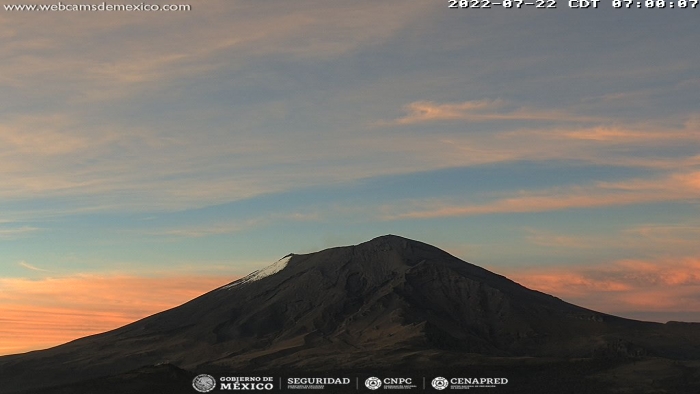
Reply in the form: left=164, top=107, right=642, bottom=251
left=0, top=115, right=92, bottom=156
left=18, top=261, right=49, bottom=272
left=505, top=257, right=700, bottom=320
left=0, top=226, right=40, bottom=239
left=623, top=224, right=700, bottom=244
left=144, top=212, right=320, bottom=239
left=523, top=228, right=590, bottom=249
left=386, top=99, right=504, bottom=124
left=599, top=90, right=651, bottom=102
left=0, top=1, right=697, bottom=220
left=147, top=220, right=262, bottom=238
left=0, top=273, right=236, bottom=355
left=383, top=99, right=602, bottom=125
left=0, top=1, right=430, bottom=103
left=151, top=225, right=248, bottom=238
left=516, top=123, right=700, bottom=144
left=383, top=171, right=700, bottom=219
left=520, top=224, right=700, bottom=258
left=0, top=1, right=439, bottom=214
left=1, top=107, right=697, bottom=219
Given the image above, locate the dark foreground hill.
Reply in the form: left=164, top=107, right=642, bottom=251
left=2, top=235, right=700, bottom=393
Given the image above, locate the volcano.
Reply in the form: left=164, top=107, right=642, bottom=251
left=2, top=235, right=700, bottom=393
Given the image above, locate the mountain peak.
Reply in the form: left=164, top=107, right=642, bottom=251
left=3, top=236, right=700, bottom=394
left=365, top=233, right=412, bottom=243
left=360, top=234, right=429, bottom=249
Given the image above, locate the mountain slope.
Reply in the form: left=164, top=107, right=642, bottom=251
left=1, top=235, right=700, bottom=393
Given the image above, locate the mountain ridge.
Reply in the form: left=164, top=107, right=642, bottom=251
left=1, top=235, right=699, bottom=393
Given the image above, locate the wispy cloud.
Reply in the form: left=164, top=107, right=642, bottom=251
left=1, top=110, right=697, bottom=218
left=145, top=212, right=320, bottom=239
left=147, top=221, right=259, bottom=238
left=523, top=228, right=590, bottom=249
left=18, top=261, right=49, bottom=272
left=515, top=122, right=700, bottom=144
left=0, top=1, right=429, bottom=103
left=506, top=257, right=700, bottom=320
left=623, top=224, right=700, bottom=244
left=0, top=115, right=92, bottom=156
left=385, top=99, right=503, bottom=124
left=383, top=171, right=700, bottom=219
left=0, top=226, right=40, bottom=239
left=382, top=99, right=602, bottom=126
left=0, top=2, right=435, bottom=215
left=515, top=223, right=700, bottom=265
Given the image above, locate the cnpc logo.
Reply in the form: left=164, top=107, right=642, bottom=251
left=365, top=377, right=382, bottom=390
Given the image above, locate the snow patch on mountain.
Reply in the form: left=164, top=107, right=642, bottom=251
left=221, top=255, right=292, bottom=290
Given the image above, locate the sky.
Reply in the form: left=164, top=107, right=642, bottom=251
left=1, top=0, right=699, bottom=355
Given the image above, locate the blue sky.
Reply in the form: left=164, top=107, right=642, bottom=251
left=1, top=1, right=700, bottom=354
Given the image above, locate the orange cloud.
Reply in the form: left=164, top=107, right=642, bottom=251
left=385, top=171, right=700, bottom=219
left=0, top=274, right=234, bottom=356
left=390, top=99, right=504, bottom=124
left=386, top=192, right=650, bottom=219
left=524, top=123, right=700, bottom=143
left=0, top=115, right=92, bottom=156
left=384, top=99, right=601, bottom=125
left=505, top=257, right=700, bottom=321
left=562, top=127, right=671, bottom=142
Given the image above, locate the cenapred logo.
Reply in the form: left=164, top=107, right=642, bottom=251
left=439, top=376, right=508, bottom=390
left=192, top=374, right=217, bottom=393
left=431, top=377, right=449, bottom=390
left=365, top=376, right=382, bottom=390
